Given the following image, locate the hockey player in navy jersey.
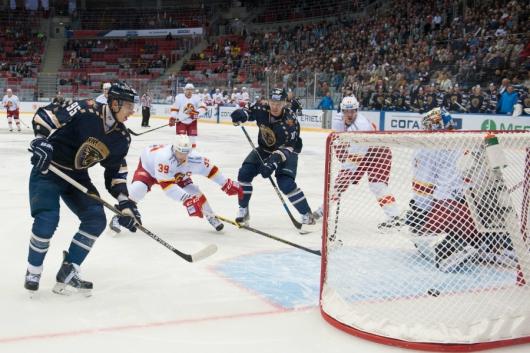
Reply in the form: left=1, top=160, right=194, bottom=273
left=25, top=82, right=140, bottom=296
left=230, top=88, right=316, bottom=231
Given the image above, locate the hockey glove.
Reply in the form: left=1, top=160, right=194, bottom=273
left=231, top=109, right=249, bottom=126
left=169, top=117, right=177, bottom=126
left=116, top=199, right=142, bottom=232
left=30, top=137, right=54, bottom=173
left=183, top=194, right=207, bottom=218
left=260, top=153, right=283, bottom=178
left=221, top=179, right=243, bottom=199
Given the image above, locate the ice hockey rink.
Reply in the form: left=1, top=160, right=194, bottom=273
left=0, top=115, right=528, bottom=353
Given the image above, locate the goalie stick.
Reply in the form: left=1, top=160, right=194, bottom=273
left=239, top=126, right=304, bottom=231
left=44, top=162, right=217, bottom=262
left=216, top=215, right=321, bottom=256
left=127, top=123, right=169, bottom=136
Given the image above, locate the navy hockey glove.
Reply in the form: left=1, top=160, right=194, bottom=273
left=231, top=109, right=249, bottom=126
left=116, top=199, right=142, bottom=232
left=260, top=153, right=283, bottom=178
left=30, top=137, right=53, bottom=173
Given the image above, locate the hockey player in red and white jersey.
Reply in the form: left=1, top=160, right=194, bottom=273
left=212, top=89, right=224, bottom=106
left=313, top=96, right=401, bottom=229
left=230, top=87, right=241, bottom=106
left=2, top=88, right=21, bottom=132
left=168, top=83, right=207, bottom=148
left=202, top=88, right=212, bottom=106
left=96, top=82, right=111, bottom=104
left=239, top=87, right=250, bottom=107
left=110, top=135, right=243, bottom=233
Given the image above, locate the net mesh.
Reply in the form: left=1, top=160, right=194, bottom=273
left=321, top=131, right=530, bottom=345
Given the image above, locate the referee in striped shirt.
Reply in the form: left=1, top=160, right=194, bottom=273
left=141, top=90, right=152, bottom=127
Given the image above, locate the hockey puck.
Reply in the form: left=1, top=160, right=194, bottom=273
left=427, top=289, right=440, bottom=297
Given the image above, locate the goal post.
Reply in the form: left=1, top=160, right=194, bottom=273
left=319, top=131, right=530, bottom=351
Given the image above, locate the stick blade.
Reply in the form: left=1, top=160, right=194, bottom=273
left=190, top=244, right=218, bottom=262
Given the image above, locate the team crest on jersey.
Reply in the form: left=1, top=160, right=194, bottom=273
left=74, top=137, right=110, bottom=169
left=259, top=125, right=276, bottom=146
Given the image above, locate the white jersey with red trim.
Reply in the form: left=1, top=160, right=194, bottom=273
left=411, top=149, right=466, bottom=210
left=170, top=93, right=207, bottom=124
left=2, top=94, right=20, bottom=111
left=212, top=93, right=224, bottom=105
left=139, top=144, right=227, bottom=202
left=333, top=112, right=377, bottom=169
left=332, top=112, right=376, bottom=132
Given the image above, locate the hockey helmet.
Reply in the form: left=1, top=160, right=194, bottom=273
left=340, top=96, right=359, bottom=110
left=184, top=83, right=194, bottom=90
left=173, top=135, right=192, bottom=155
left=103, top=82, right=112, bottom=90
left=269, top=88, right=287, bottom=101
left=108, top=81, right=138, bottom=104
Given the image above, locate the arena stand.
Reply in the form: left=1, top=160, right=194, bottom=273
left=0, top=9, right=47, bottom=100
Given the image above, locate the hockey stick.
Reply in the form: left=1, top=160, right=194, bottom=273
left=216, top=215, right=321, bottom=256
left=44, top=163, right=217, bottom=262
left=239, top=126, right=303, bottom=230
left=127, top=123, right=169, bottom=136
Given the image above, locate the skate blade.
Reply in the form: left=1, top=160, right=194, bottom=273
left=27, top=289, right=39, bottom=299
left=52, top=283, right=92, bottom=297
left=298, top=223, right=319, bottom=235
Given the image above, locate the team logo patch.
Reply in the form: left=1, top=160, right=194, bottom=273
left=259, top=125, right=276, bottom=147
left=75, top=137, right=110, bottom=169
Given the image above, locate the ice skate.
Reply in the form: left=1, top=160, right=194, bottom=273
left=109, top=215, right=121, bottom=233
left=206, top=215, right=224, bottom=231
left=299, top=212, right=318, bottom=234
left=53, top=251, right=93, bottom=296
left=235, top=207, right=249, bottom=225
left=312, top=206, right=324, bottom=221
left=24, top=270, right=41, bottom=294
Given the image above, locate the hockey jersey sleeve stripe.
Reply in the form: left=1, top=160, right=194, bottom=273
left=412, top=180, right=436, bottom=196
left=207, top=166, right=219, bottom=179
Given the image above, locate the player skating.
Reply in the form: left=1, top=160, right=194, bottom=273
left=230, top=88, right=317, bottom=232
left=109, top=135, right=243, bottom=233
left=2, top=88, right=21, bottom=132
left=25, top=82, right=140, bottom=296
left=169, top=83, right=207, bottom=148
left=313, top=96, right=402, bottom=230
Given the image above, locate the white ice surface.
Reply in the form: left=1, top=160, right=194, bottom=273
left=0, top=116, right=527, bottom=353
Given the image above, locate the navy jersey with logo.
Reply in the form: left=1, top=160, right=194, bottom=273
left=32, top=99, right=130, bottom=198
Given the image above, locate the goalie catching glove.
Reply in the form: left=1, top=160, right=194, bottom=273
left=221, top=179, right=243, bottom=199
left=116, top=199, right=142, bottom=232
left=183, top=194, right=207, bottom=218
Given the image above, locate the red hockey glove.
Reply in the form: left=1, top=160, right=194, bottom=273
left=169, top=117, right=177, bottom=126
left=183, top=194, right=207, bottom=218
left=221, top=179, right=243, bottom=199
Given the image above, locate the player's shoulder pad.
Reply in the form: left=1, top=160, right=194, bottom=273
left=281, top=107, right=297, bottom=122
left=187, top=152, right=203, bottom=164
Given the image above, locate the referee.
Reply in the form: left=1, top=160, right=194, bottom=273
left=141, top=90, right=152, bottom=127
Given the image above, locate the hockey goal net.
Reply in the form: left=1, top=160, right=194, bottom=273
left=320, top=131, right=530, bottom=351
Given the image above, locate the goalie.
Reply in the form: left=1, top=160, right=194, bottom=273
left=109, top=135, right=243, bottom=233
left=405, top=107, right=516, bottom=272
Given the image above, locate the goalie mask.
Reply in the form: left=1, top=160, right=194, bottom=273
left=422, top=107, right=456, bottom=131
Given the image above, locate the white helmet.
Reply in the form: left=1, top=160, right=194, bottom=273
left=184, top=83, right=194, bottom=90
left=173, top=135, right=192, bottom=154
left=340, top=96, right=359, bottom=110
left=103, top=82, right=111, bottom=90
